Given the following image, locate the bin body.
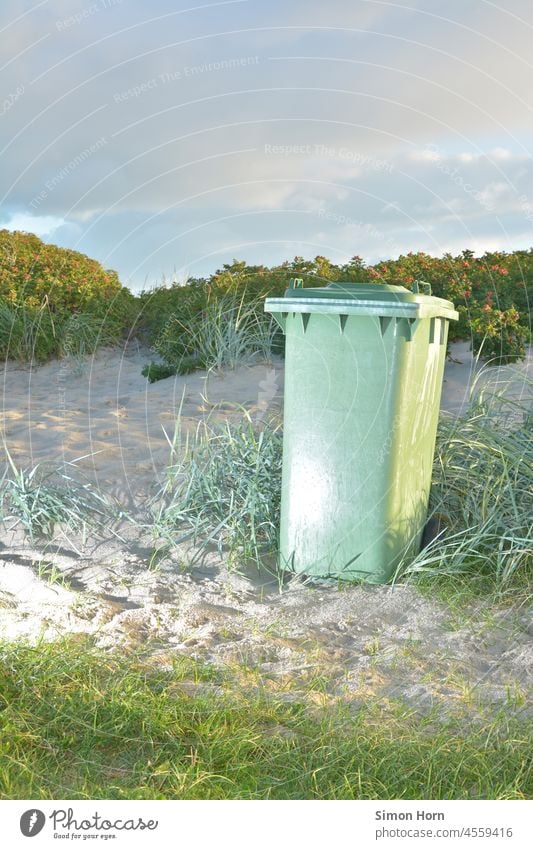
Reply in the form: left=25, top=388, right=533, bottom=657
left=265, top=281, right=458, bottom=583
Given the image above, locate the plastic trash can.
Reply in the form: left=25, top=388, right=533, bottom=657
left=265, top=279, right=458, bottom=583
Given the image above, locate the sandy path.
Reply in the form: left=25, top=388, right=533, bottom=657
left=1, top=343, right=284, bottom=502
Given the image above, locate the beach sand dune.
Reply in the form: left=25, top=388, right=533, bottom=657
left=0, top=342, right=531, bottom=716
left=1, top=343, right=284, bottom=500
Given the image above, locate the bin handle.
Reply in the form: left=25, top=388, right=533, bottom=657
left=289, top=277, right=304, bottom=289
left=412, top=280, right=432, bottom=296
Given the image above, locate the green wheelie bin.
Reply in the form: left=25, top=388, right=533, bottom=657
left=265, top=279, right=458, bottom=583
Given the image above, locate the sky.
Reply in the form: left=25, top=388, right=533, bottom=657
left=1, top=0, right=533, bottom=290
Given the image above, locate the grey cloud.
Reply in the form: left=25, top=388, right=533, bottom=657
left=1, top=0, right=533, bottom=286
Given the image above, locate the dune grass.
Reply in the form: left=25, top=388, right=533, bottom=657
left=0, top=639, right=530, bottom=800
left=399, top=380, right=532, bottom=593
left=0, top=301, right=119, bottom=366
left=148, top=379, right=532, bottom=592
left=150, top=411, right=282, bottom=566
left=149, top=291, right=279, bottom=377
left=0, top=301, right=58, bottom=362
left=0, top=447, right=114, bottom=541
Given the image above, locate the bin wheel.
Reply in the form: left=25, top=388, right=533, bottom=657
left=420, top=513, right=449, bottom=550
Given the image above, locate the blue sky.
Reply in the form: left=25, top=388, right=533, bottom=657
left=1, top=0, right=533, bottom=290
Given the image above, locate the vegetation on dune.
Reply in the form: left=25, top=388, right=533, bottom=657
left=0, top=446, right=113, bottom=541
left=398, top=382, right=533, bottom=592
left=0, top=232, right=531, bottom=591
left=0, top=639, right=530, bottom=800
left=0, top=239, right=531, bottom=801
left=145, top=384, right=532, bottom=592
left=151, top=411, right=283, bottom=567
left=0, top=232, right=530, bottom=364
left=0, top=230, right=135, bottom=361
left=139, top=251, right=530, bottom=374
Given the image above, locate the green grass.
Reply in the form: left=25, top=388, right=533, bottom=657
left=0, top=447, right=114, bottom=541
left=151, top=291, right=277, bottom=375
left=59, top=312, right=114, bottom=374
left=0, top=301, right=124, bottom=365
left=399, top=379, right=532, bottom=591
left=0, top=639, right=530, bottom=800
left=150, top=411, right=282, bottom=567
left=0, top=301, right=58, bottom=362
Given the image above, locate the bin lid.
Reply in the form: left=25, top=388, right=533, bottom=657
left=265, top=279, right=458, bottom=321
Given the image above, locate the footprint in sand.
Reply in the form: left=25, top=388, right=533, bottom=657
left=105, top=397, right=130, bottom=406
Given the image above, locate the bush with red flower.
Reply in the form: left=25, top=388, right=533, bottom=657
left=0, top=229, right=135, bottom=361
left=470, top=303, right=526, bottom=363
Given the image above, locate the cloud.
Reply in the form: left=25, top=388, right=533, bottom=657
left=1, top=0, right=532, bottom=287
left=1, top=212, right=66, bottom=238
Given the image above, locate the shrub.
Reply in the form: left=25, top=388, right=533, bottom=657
left=141, top=252, right=530, bottom=370
left=1, top=639, right=530, bottom=800
left=0, top=230, right=135, bottom=361
left=470, top=304, right=527, bottom=364
left=136, top=277, right=208, bottom=348
left=141, top=362, right=177, bottom=383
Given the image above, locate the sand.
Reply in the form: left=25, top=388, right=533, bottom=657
left=0, top=341, right=531, bottom=717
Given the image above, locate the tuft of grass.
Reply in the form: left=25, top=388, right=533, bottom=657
left=0, top=301, right=58, bottom=362
left=59, top=312, right=114, bottom=374
left=0, top=299, right=130, bottom=366
left=36, top=560, right=71, bottom=588
left=150, top=411, right=282, bottom=567
left=150, top=383, right=531, bottom=589
left=0, top=447, right=114, bottom=541
left=0, top=639, right=530, bottom=800
left=399, top=380, right=532, bottom=591
left=141, top=356, right=205, bottom=382
left=153, top=292, right=277, bottom=373
left=142, top=362, right=177, bottom=383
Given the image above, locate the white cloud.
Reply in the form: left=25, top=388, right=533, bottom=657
left=2, top=212, right=65, bottom=238
left=491, top=147, right=513, bottom=160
